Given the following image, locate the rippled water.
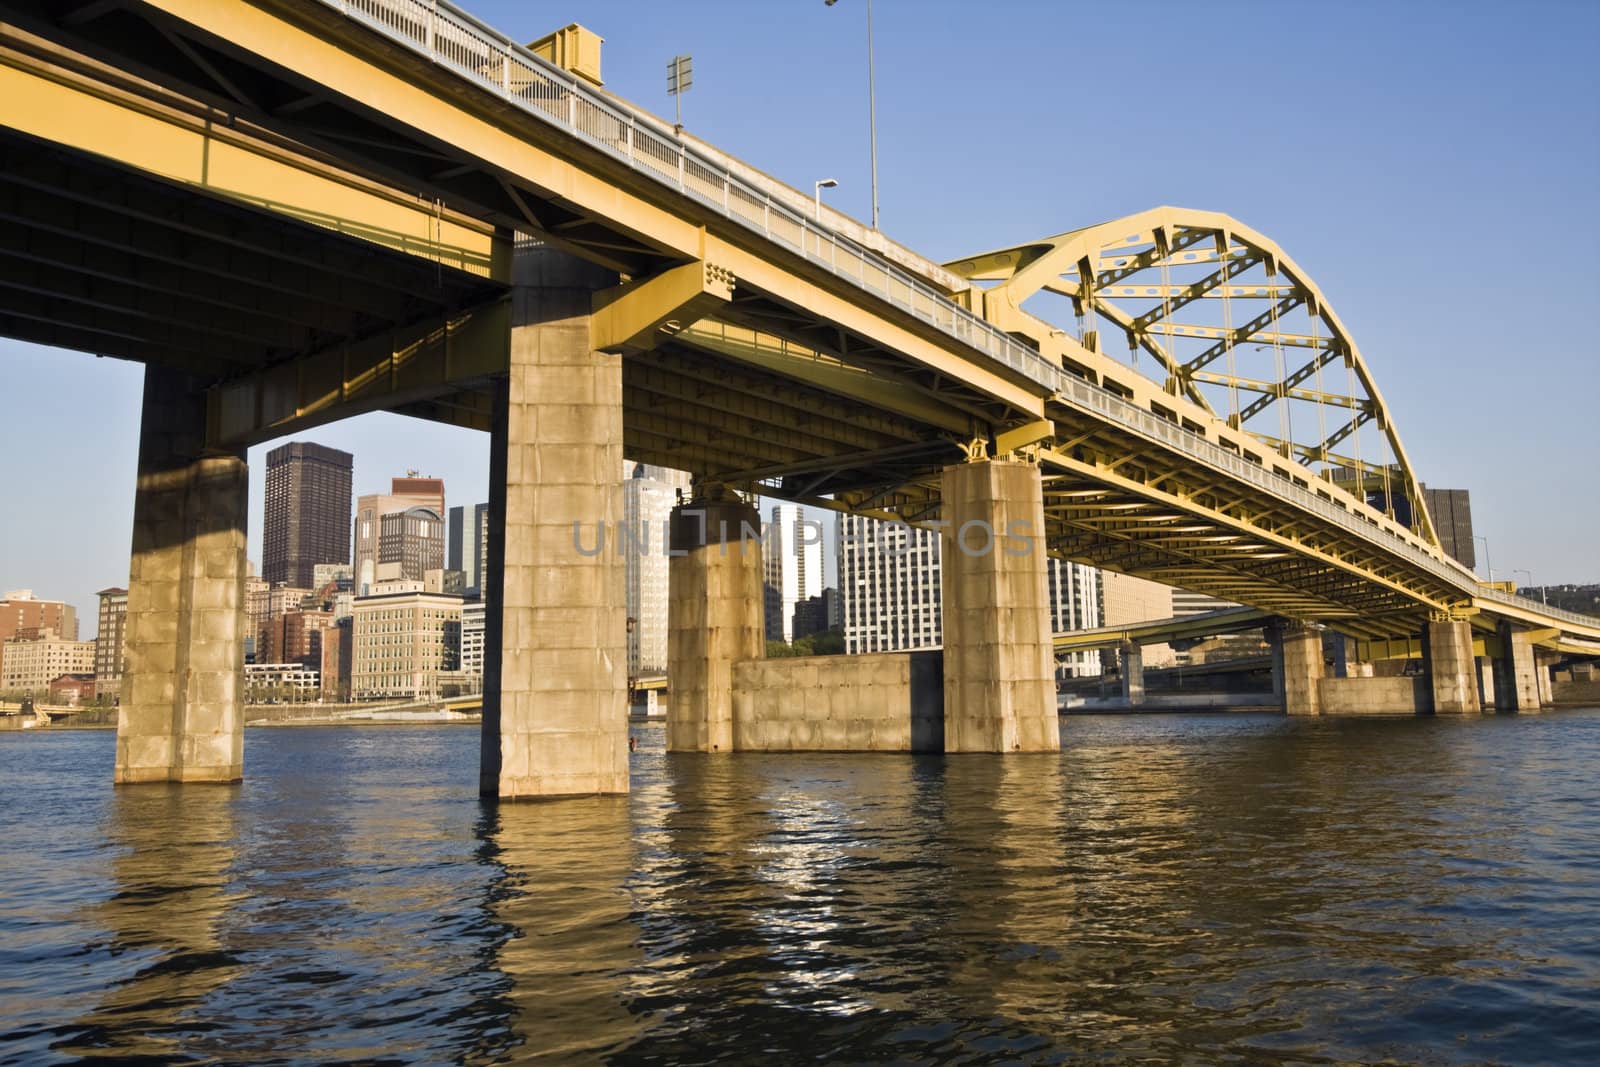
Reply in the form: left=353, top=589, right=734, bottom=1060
left=3, top=711, right=1599, bottom=1064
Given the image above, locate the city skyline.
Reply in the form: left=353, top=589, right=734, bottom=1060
left=3, top=0, right=1597, bottom=626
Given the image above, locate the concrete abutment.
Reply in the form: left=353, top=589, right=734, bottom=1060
left=666, top=495, right=765, bottom=752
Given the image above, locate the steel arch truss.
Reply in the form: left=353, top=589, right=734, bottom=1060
left=948, top=207, right=1437, bottom=547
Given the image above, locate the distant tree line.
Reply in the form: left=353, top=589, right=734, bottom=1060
left=765, top=629, right=845, bottom=658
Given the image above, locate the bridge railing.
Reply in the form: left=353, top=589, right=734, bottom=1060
left=325, top=1, right=1062, bottom=380
left=1476, top=587, right=1600, bottom=630
left=324, top=0, right=1535, bottom=615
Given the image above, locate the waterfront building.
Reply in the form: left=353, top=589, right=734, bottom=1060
left=378, top=507, right=445, bottom=583
left=623, top=462, right=689, bottom=675
left=354, top=474, right=445, bottom=593
left=0, top=632, right=96, bottom=696
left=350, top=578, right=463, bottom=700
left=320, top=618, right=353, bottom=702
left=47, top=673, right=96, bottom=706
left=93, top=586, right=127, bottom=703
left=447, top=502, right=489, bottom=596
left=765, top=503, right=824, bottom=644
left=245, top=662, right=321, bottom=702
left=262, top=441, right=353, bottom=588
left=0, top=590, right=77, bottom=682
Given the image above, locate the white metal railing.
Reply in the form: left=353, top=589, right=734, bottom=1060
left=319, top=0, right=1589, bottom=631
left=1476, top=588, right=1600, bottom=630
left=319, top=0, right=1061, bottom=382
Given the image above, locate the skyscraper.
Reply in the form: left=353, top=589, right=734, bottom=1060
left=354, top=473, right=445, bottom=593
left=765, top=503, right=824, bottom=644
left=448, top=502, right=489, bottom=595
left=838, top=514, right=941, bottom=653
left=263, top=442, right=353, bottom=588
left=622, top=462, right=689, bottom=675
left=378, top=507, right=445, bottom=581
left=837, top=513, right=1103, bottom=675
left=93, top=587, right=128, bottom=702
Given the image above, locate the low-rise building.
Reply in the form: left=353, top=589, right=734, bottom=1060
left=48, top=673, right=96, bottom=706
left=1, top=632, right=97, bottom=696
left=1, top=590, right=78, bottom=682
left=245, top=663, right=321, bottom=702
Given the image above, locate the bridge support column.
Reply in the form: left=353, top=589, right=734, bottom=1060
left=1119, top=643, right=1145, bottom=706
left=1493, top=622, right=1540, bottom=711
left=115, top=366, right=247, bottom=784
left=1275, top=622, right=1323, bottom=716
left=1535, top=651, right=1556, bottom=708
left=940, top=458, right=1058, bottom=752
left=1425, top=619, right=1481, bottom=715
left=1476, top=656, right=1497, bottom=710
left=480, top=245, right=628, bottom=799
left=666, top=494, right=764, bottom=752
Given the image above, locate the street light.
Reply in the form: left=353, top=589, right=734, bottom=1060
left=1475, top=535, right=1493, bottom=582
left=825, top=0, right=878, bottom=229
left=813, top=177, right=838, bottom=219
left=1512, top=569, right=1548, bottom=604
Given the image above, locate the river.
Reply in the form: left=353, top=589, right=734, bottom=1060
left=3, top=711, right=1598, bottom=1064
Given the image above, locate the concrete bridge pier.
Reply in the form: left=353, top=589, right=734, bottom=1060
left=1271, top=621, right=1324, bottom=716
left=115, top=366, right=248, bottom=784
left=665, top=494, right=764, bottom=752
left=1424, top=619, right=1481, bottom=714
left=1535, top=651, right=1557, bottom=708
left=1476, top=655, right=1497, bottom=710
left=940, top=458, right=1058, bottom=752
left=1119, top=643, right=1145, bottom=706
left=1492, top=622, right=1540, bottom=711
left=479, top=245, right=629, bottom=799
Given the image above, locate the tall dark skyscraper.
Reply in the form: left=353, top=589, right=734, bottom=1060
left=264, top=442, right=354, bottom=588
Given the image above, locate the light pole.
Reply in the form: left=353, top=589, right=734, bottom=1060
left=1475, top=535, right=1493, bottom=582
left=814, top=177, right=838, bottom=219
left=1512, top=569, right=1547, bottom=604
left=825, top=0, right=878, bottom=229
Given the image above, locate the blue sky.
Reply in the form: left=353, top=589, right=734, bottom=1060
left=3, top=0, right=1597, bottom=629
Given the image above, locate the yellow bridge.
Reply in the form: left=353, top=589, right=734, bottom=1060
left=2, top=0, right=1592, bottom=794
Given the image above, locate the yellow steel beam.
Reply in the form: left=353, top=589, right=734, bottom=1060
left=133, top=0, right=1041, bottom=415
left=0, top=42, right=503, bottom=279
left=995, top=419, right=1055, bottom=456
left=207, top=297, right=510, bottom=448
left=1052, top=607, right=1270, bottom=651
left=676, top=321, right=975, bottom=435
left=592, top=258, right=733, bottom=354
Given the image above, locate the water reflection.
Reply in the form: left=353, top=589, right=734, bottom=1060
left=4, top=714, right=1599, bottom=1065
left=486, top=797, right=642, bottom=1061
left=57, top=785, right=241, bottom=1063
